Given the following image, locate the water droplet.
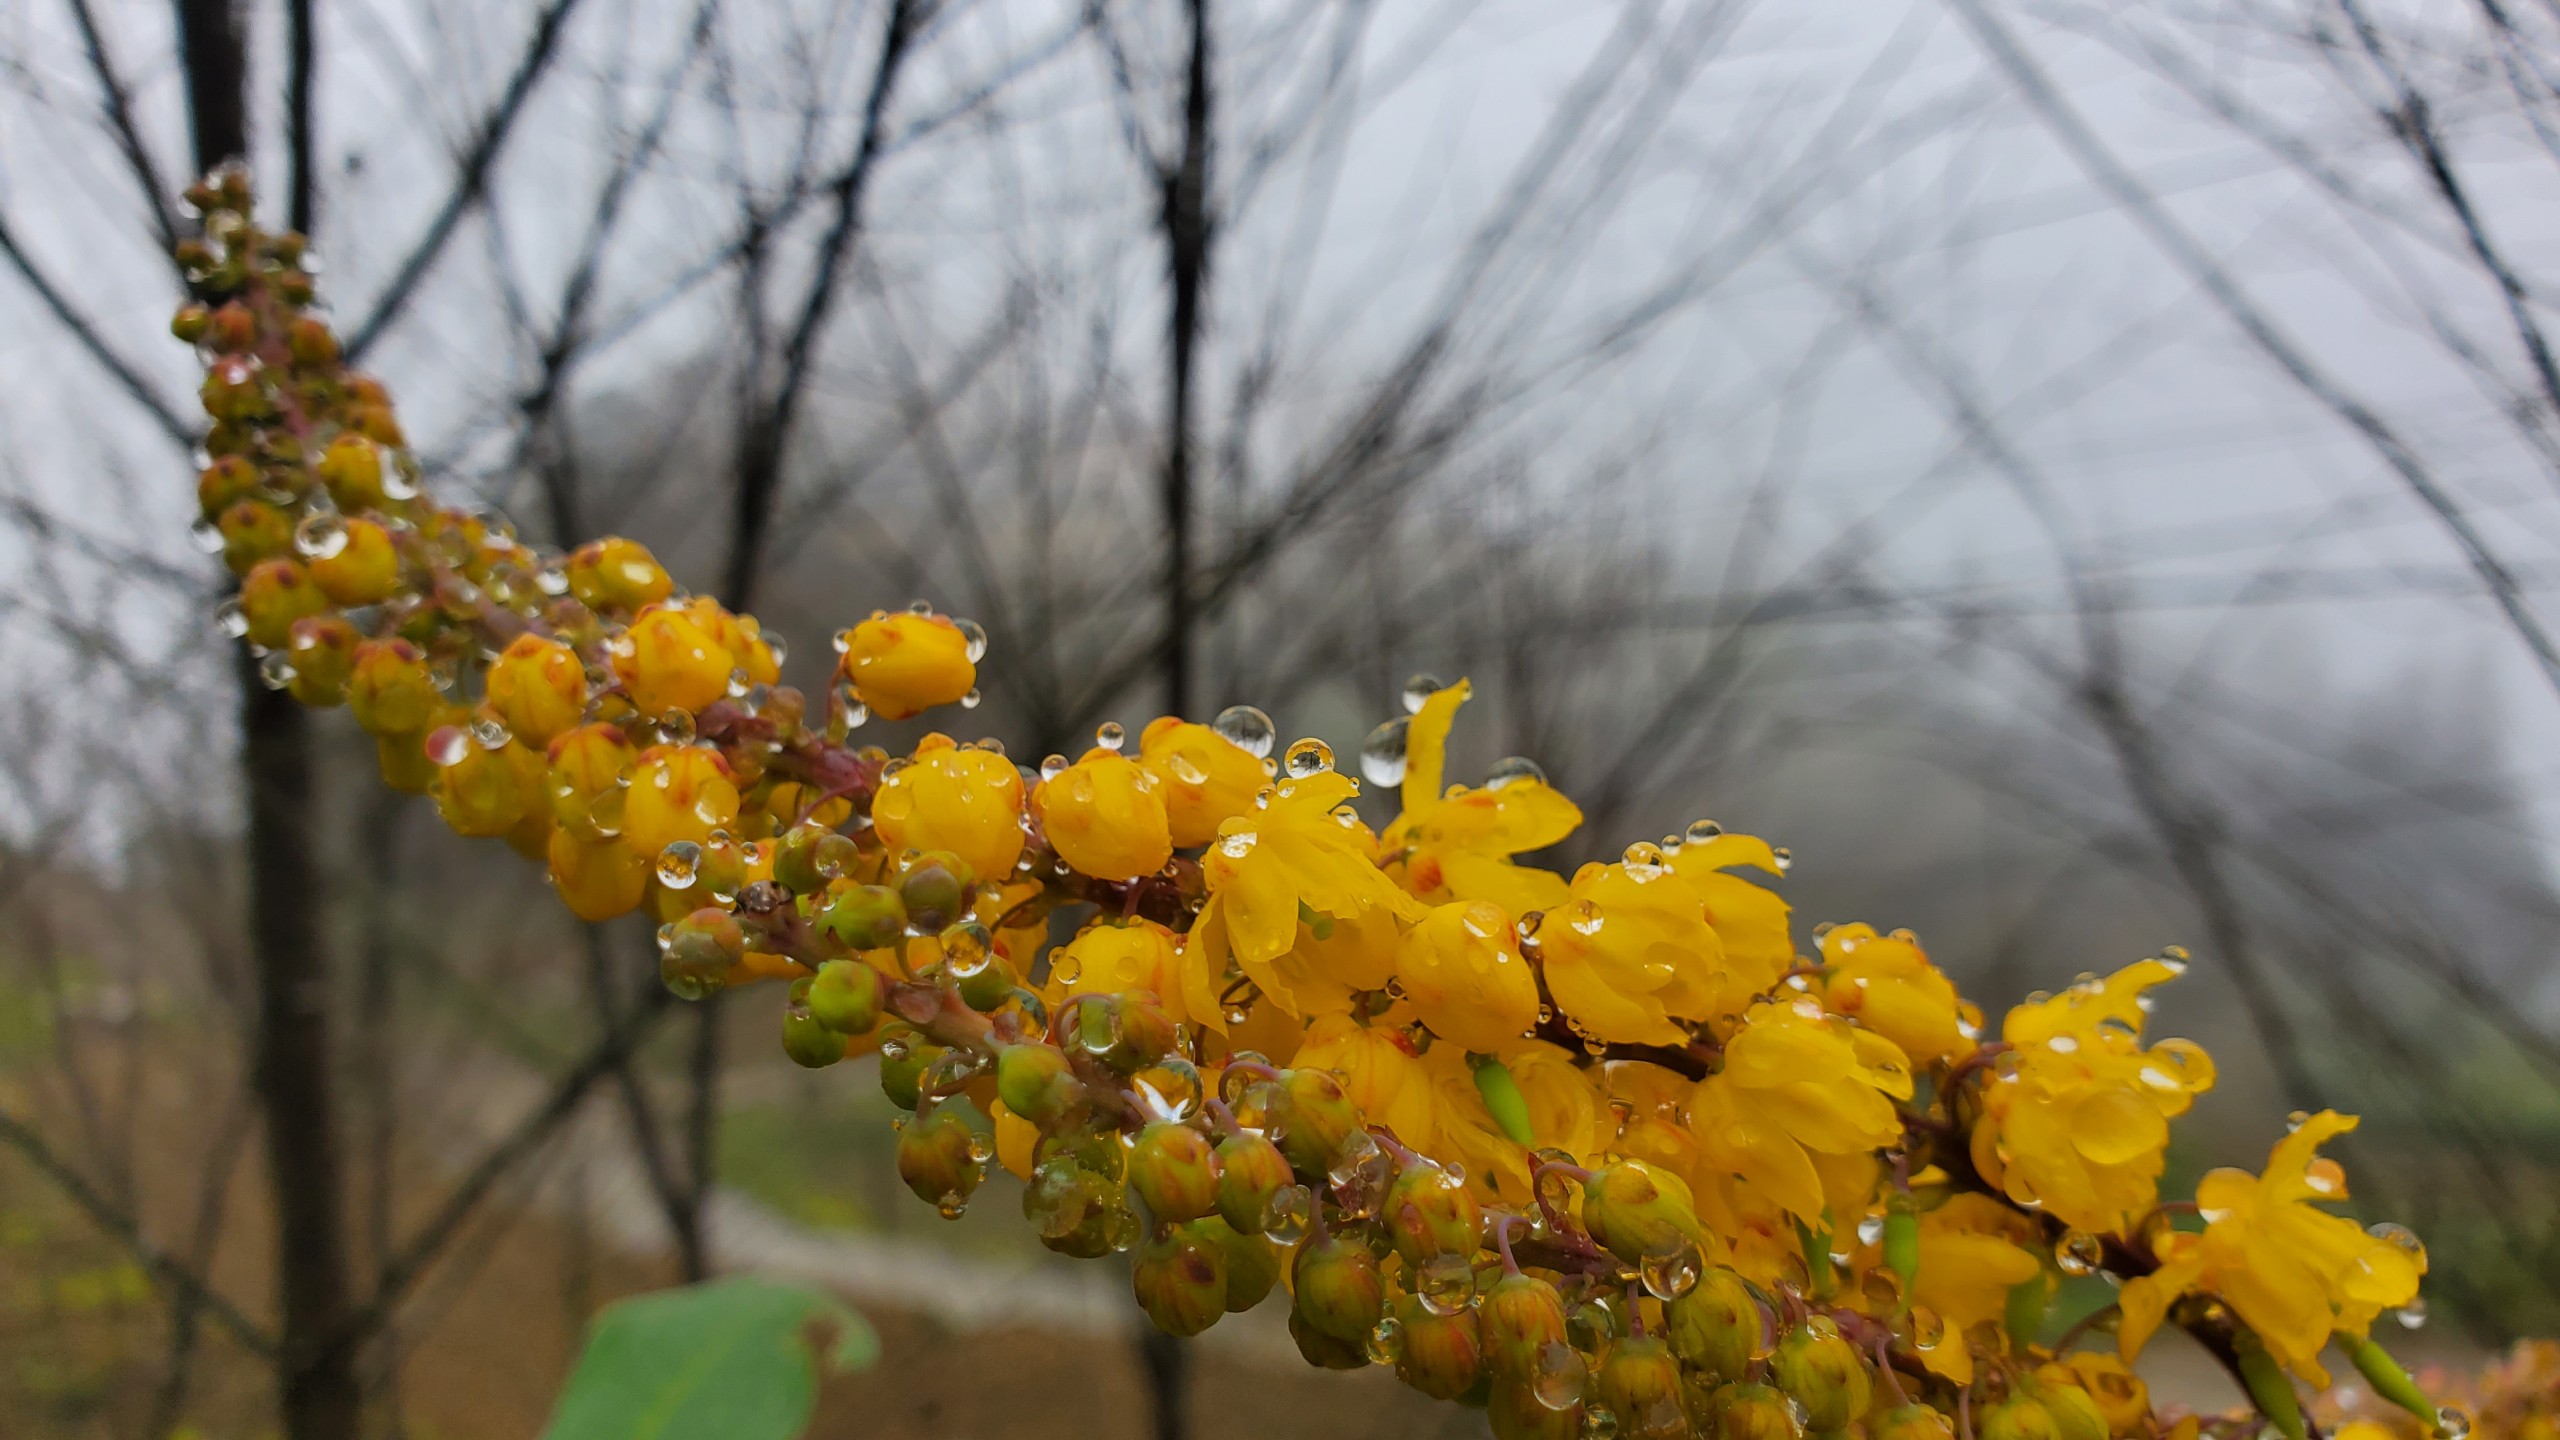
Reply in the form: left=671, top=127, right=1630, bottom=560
left=189, top=518, right=225, bottom=553
left=215, top=599, right=249, bottom=638
left=936, top=1192, right=969, bottom=1221
left=1532, top=1341, right=1588, bottom=1410
left=1581, top=1407, right=1619, bottom=1440
left=1486, top=756, right=1547, bottom=790
left=1366, top=1314, right=1406, bottom=1363
left=832, top=627, right=856, bottom=655
left=1400, top=673, right=1445, bottom=714
left=2369, top=1222, right=2423, bottom=1255
left=1327, top=1130, right=1391, bottom=1218
left=1771, top=846, right=1792, bottom=873
left=908, top=598, right=935, bottom=616
left=2436, top=1407, right=2471, bottom=1440
left=1860, top=1266, right=1905, bottom=1311
left=954, top=617, right=988, bottom=662
left=1684, top=819, right=1723, bottom=845
left=258, top=651, right=295, bottom=688
left=1213, top=705, right=1275, bottom=758
left=1283, top=738, right=1333, bottom=779
left=1096, top=721, right=1126, bottom=752
left=1856, top=1214, right=1886, bottom=1246
left=941, top=921, right=994, bottom=977
left=2396, top=1298, right=2429, bottom=1330
left=1410, top=1251, right=1476, bottom=1315
left=960, top=687, right=982, bottom=709
left=425, top=726, right=471, bottom=766
left=658, top=709, right=696, bottom=745
left=470, top=713, right=511, bottom=749
left=656, top=840, right=702, bottom=889
left=1168, top=751, right=1207, bottom=785
left=1262, top=1184, right=1312, bottom=1243
left=1360, top=716, right=1410, bottom=785
left=2055, top=1230, right=2104, bottom=1277
left=1639, top=1240, right=1703, bottom=1301
left=293, top=513, right=347, bottom=559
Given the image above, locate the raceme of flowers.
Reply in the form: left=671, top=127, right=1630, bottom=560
left=173, top=166, right=2460, bottom=1440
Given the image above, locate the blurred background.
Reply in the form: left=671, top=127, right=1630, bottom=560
left=3, top=0, right=2559, bottom=1435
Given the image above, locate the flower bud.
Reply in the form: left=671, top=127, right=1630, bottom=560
left=1106, top=993, right=1178, bottom=1074
left=612, top=603, right=732, bottom=718
left=566, top=537, right=673, bottom=613
left=1290, top=1307, right=1371, bottom=1371
left=1022, top=1156, right=1122, bottom=1259
left=239, top=558, right=328, bottom=649
left=1873, top=1405, right=1957, bottom=1440
left=996, top=1042, right=1084, bottom=1126
left=807, top=959, right=883, bottom=1035
left=1130, top=1121, right=1222, bottom=1223
left=621, top=745, right=738, bottom=858
left=1291, top=1230, right=1386, bottom=1343
left=782, top=986, right=848, bottom=1069
left=431, top=735, right=540, bottom=837
left=1666, top=1266, right=1759, bottom=1381
left=1394, top=1293, right=1485, bottom=1400
left=1132, top=1221, right=1229, bottom=1337
left=660, top=907, right=745, bottom=999
left=2031, top=1375, right=2110, bottom=1440
left=1214, top=1130, right=1293, bottom=1235
left=818, top=884, right=908, bottom=952
left=283, top=614, right=359, bottom=707
left=219, top=498, right=294, bottom=574
left=772, top=821, right=836, bottom=895
left=197, top=455, right=257, bottom=516
left=1275, top=1067, right=1361, bottom=1179
left=318, top=434, right=389, bottom=511
left=349, top=639, right=438, bottom=735
left=1491, top=1376, right=1583, bottom=1440
left=838, top=611, right=975, bottom=720
left=895, top=851, right=972, bottom=934
left=1137, top=717, right=1266, bottom=847
left=947, top=927, right=1016, bottom=1012
left=1982, top=1397, right=2060, bottom=1440
left=1713, top=1382, right=1807, bottom=1440
left=896, top=1099, right=987, bottom=1213
left=877, top=1027, right=943, bottom=1110
left=1581, top=1159, right=1708, bottom=1268
left=1035, top=749, right=1173, bottom=882
left=1600, top=1335, right=1689, bottom=1440
left=287, top=315, right=338, bottom=368
left=546, top=723, right=635, bottom=834
left=873, top=739, right=1025, bottom=881
left=547, top=830, right=648, bottom=921
left=1210, top=1219, right=1279, bottom=1311
left=1383, top=1159, right=1481, bottom=1267
left=1480, top=1271, right=1570, bottom=1378
left=308, top=517, right=399, bottom=605
left=375, top=729, right=439, bottom=795
left=1769, top=1319, right=1870, bottom=1433
left=172, top=302, right=213, bottom=344
left=485, top=633, right=588, bottom=747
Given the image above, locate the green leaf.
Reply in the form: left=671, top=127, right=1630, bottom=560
left=541, top=1277, right=878, bottom=1440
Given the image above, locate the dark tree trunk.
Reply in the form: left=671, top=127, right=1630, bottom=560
left=177, top=4, right=363, bottom=1435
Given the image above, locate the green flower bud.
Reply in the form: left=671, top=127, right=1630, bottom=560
left=1383, top=1160, right=1481, bottom=1267
left=1289, top=1306, right=1371, bottom=1370
left=1873, top=1405, right=1957, bottom=1440
left=1470, top=1056, right=1537, bottom=1146
left=806, top=959, right=881, bottom=1034
left=1209, top=1218, right=1280, bottom=1312
left=1129, top=1121, right=1222, bottom=1223
left=1213, top=1130, right=1293, bottom=1236
left=1980, top=1397, right=2058, bottom=1440
left=2232, top=1332, right=2307, bottom=1440
left=1667, top=1266, right=1760, bottom=1380
left=1599, top=1335, right=1689, bottom=1440
left=952, top=949, right=1016, bottom=1013
left=781, top=984, right=847, bottom=1069
left=2033, top=1378, right=2109, bottom=1440
left=1883, top=1193, right=1920, bottom=1293
left=818, top=884, right=906, bottom=951
left=1107, top=994, right=1178, bottom=1074
left=1276, top=1068, right=1361, bottom=1179
left=1770, top=1319, right=1871, bottom=1433
left=2342, top=1332, right=2438, bottom=1426
left=772, top=821, right=832, bottom=894
left=897, top=851, right=972, bottom=932
left=1394, top=1293, right=1485, bottom=1401
left=996, top=1042, right=1084, bottom=1127
left=1291, top=1230, right=1386, bottom=1344
left=896, top=1100, right=987, bottom=1215
left=1582, top=1159, right=1707, bottom=1268
left=877, top=1026, right=943, bottom=1110
left=1480, top=1270, right=1570, bottom=1378
left=660, top=908, right=746, bottom=999
left=1022, top=1157, right=1122, bottom=1259
left=1132, top=1221, right=1229, bottom=1337
left=1714, top=1381, right=1807, bottom=1440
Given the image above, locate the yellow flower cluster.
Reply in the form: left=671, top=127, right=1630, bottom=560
left=172, top=167, right=2453, bottom=1440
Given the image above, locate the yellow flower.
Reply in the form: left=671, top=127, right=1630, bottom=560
left=1292, top=1013, right=1435, bottom=1147
left=612, top=602, right=732, bottom=716
left=1970, top=959, right=2214, bottom=1236
left=838, top=610, right=975, bottom=720
left=565, top=536, right=673, bottom=613
left=1199, top=767, right=1421, bottom=970
left=2054, top=1355, right=2150, bottom=1437
left=1537, top=857, right=1721, bottom=1047
left=1820, top=924, right=1966, bottom=1066
left=1048, top=918, right=1189, bottom=1026
left=1686, top=999, right=1910, bottom=1226
left=1138, top=717, right=1267, bottom=847
left=2118, top=1112, right=2424, bottom=1385
left=1901, top=1193, right=2042, bottom=1384
left=484, top=633, right=588, bottom=748
left=871, top=733, right=1026, bottom=881
left=1184, top=890, right=1400, bottom=1029
left=1381, top=681, right=1578, bottom=914
left=1035, top=749, right=1173, bottom=882
left=1422, top=1042, right=1607, bottom=1203
left=1398, top=901, right=1540, bottom=1052
left=622, top=744, right=741, bottom=859
left=1668, top=831, right=1795, bottom=1033
left=547, top=830, right=648, bottom=921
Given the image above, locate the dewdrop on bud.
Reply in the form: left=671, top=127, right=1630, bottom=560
left=1283, top=738, right=1333, bottom=779
left=1532, top=1342, right=1589, bottom=1411
left=1261, top=1184, right=1313, bottom=1244
left=1361, top=717, right=1410, bottom=785
left=1639, top=1240, right=1703, bottom=1302
left=1328, top=1130, right=1394, bottom=1220
left=656, top=839, right=702, bottom=889
left=1212, top=705, right=1275, bottom=758
left=1095, top=721, right=1125, bottom=752
left=2055, top=1230, right=2104, bottom=1277
left=1413, top=1252, right=1476, bottom=1316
